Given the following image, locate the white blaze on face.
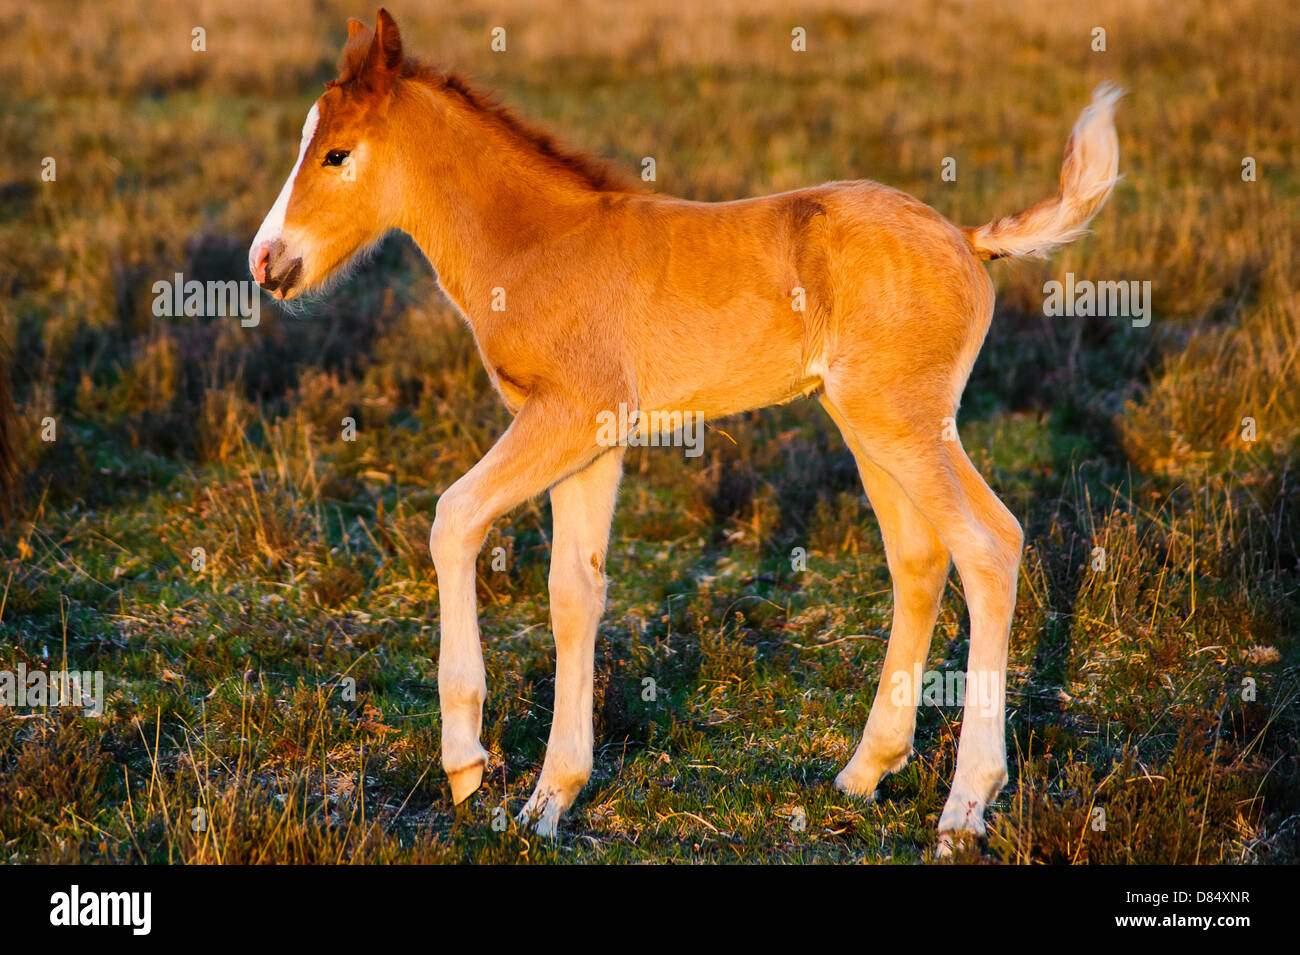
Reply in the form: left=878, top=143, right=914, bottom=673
left=248, top=102, right=320, bottom=275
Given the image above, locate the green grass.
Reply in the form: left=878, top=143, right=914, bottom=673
left=0, top=0, right=1297, bottom=863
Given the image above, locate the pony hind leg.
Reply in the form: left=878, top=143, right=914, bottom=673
left=821, top=395, right=950, bottom=799
left=821, top=372, right=1022, bottom=844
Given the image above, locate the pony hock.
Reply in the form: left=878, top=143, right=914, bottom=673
left=248, top=8, right=1121, bottom=847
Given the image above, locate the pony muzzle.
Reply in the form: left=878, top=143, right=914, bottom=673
left=251, top=238, right=304, bottom=299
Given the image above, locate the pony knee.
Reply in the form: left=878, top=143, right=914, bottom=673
left=429, top=488, right=485, bottom=569
left=987, top=511, right=1024, bottom=592
left=548, top=547, right=607, bottom=629
left=957, top=506, right=1022, bottom=600
left=887, top=530, right=950, bottom=615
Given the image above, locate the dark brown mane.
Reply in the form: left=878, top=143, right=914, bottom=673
left=401, top=61, right=644, bottom=195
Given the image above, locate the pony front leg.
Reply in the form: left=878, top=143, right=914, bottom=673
left=519, top=448, right=624, bottom=836
left=430, top=499, right=491, bottom=803
left=428, top=393, right=612, bottom=807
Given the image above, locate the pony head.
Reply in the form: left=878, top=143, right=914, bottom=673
left=249, top=9, right=407, bottom=299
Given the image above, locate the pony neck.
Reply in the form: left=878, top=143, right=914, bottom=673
left=392, top=81, right=604, bottom=316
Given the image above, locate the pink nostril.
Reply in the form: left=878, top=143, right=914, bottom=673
left=252, top=241, right=271, bottom=284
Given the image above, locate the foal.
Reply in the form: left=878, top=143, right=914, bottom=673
left=250, top=9, right=1121, bottom=844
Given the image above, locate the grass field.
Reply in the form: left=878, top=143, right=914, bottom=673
left=0, top=0, right=1297, bottom=863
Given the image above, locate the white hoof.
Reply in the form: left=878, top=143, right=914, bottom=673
left=934, top=827, right=983, bottom=859
left=517, top=788, right=569, bottom=838
left=835, top=748, right=907, bottom=798
left=446, top=750, right=488, bottom=804
left=937, top=793, right=988, bottom=843
left=833, top=766, right=880, bottom=800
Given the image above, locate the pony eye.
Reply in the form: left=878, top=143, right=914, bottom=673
left=323, top=149, right=350, bottom=167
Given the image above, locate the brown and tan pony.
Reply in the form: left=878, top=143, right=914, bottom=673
left=250, top=9, right=1121, bottom=848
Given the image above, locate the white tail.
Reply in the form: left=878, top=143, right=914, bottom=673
left=965, top=83, right=1123, bottom=260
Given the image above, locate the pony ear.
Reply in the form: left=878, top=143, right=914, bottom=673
left=333, top=17, right=375, bottom=88
left=367, top=8, right=404, bottom=77
left=340, top=8, right=402, bottom=96
left=330, top=12, right=400, bottom=94
left=333, top=11, right=401, bottom=96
